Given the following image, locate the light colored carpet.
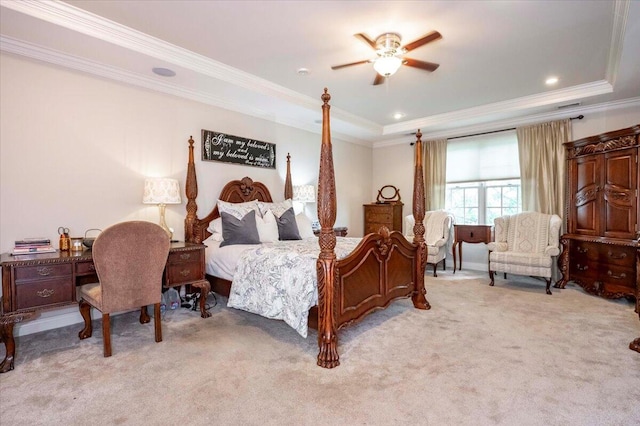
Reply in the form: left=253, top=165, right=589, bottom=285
left=1, top=271, right=639, bottom=425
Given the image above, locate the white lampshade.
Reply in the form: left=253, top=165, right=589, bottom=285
left=142, top=178, right=181, bottom=205
left=373, top=56, right=402, bottom=77
left=293, top=185, right=316, bottom=203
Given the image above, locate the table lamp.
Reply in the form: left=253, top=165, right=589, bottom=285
left=293, top=184, right=316, bottom=204
left=142, top=178, right=182, bottom=239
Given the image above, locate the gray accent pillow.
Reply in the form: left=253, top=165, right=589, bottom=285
left=276, top=207, right=302, bottom=240
left=220, top=210, right=261, bottom=247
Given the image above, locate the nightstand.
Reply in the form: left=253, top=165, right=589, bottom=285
left=163, top=242, right=211, bottom=318
left=452, top=225, right=492, bottom=273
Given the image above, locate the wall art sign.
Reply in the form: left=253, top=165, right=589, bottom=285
left=201, top=129, right=276, bottom=169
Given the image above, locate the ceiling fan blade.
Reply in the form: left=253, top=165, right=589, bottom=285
left=403, top=58, right=440, bottom=72
left=403, top=31, right=442, bottom=52
left=354, top=33, right=377, bottom=50
left=331, top=59, right=371, bottom=70
left=373, top=73, right=385, bottom=85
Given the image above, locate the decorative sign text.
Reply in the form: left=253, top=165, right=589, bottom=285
left=201, top=130, right=276, bottom=169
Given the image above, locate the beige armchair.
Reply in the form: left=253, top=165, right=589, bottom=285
left=405, top=210, right=454, bottom=277
left=77, top=221, right=170, bottom=357
left=487, top=211, right=562, bottom=295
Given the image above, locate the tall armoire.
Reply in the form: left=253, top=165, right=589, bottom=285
left=556, top=124, right=639, bottom=318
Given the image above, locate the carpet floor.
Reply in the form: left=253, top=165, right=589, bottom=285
left=1, top=270, right=639, bottom=425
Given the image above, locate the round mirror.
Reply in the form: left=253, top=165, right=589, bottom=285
left=376, top=185, right=401, bottom=203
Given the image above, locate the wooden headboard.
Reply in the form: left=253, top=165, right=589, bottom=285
left=184, top=137, right=293, bottom=243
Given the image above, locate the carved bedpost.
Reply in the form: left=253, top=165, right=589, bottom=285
left=316, top=88, right=339, bottom=369
left=284, top=152, right=293, bottom=200
left=411, top=130, right=431, bottom=310
left=185, top=136, right=199, bottom=243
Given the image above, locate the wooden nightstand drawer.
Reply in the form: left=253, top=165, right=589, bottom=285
left=14, top=263, right=72, bottom=282
left=16, top=277, right=74, bottom=309
left=165, top=261, right=203, bottom=286
left=454, top=225, right=492, bottom=244
left=168, top=250, right=200, bottom=264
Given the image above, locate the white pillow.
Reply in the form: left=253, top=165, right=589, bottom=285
left=257, top=199, right=293, bottom=218
left=295, top=213, right=315, bottom=239
left=256, top=210, right=279, bottom=243
left=217, top=199, right=260, bottom=220
left=207, top=217, right=223, bottom=242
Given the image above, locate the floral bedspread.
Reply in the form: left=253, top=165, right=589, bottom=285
left=227, top=237, right=361, bottom=337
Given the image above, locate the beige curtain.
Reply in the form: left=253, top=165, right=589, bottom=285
left=516, top=119, right=571, bottom=218
left=423, top=138, right=448, bottom=211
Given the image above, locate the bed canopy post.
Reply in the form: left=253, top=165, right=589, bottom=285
left=284, top=153, right=293, bottom=200
left=316, top=88, right=339, bottom=369
left=185, top=136, right=200, bottom=243
left=411, top=130, right=431, bottom=309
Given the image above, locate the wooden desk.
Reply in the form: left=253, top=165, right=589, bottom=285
left=452, top=225, right=492, bottom=273
left=0, top=242, right=208, bottom=373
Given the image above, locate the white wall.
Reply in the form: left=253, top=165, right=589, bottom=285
left=372, top=104, right=640, bottom=271
left=0, top=54, right=372, bottom=335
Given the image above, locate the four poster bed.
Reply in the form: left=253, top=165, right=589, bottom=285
left=184, top=89, right=431, bottom=368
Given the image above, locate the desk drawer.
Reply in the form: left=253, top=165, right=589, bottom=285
left=166, top=261, right=203, bottom=286
left=16, top=277, right=74, bottom=309
left=14, top=263, right=72, bottom=282
left=75, top=261, right=96, bottom=276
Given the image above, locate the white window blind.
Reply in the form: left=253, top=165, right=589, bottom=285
left=445, top=130, right=520, bottom=183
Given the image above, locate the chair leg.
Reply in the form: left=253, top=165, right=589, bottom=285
left=102, top=313, right=112, bottom=357
left=78, top=299, right=93, bottom=339
left=432, top=263, right=438, bottom=277
left=139, top=306, right=150, bottom=324
left=504, top=273, right=507, bottom=279
left=545, top=278, right=552, bottom=295
left=443, top=259, right=446, bottom=271
left=489, top=270, right=495, bottom=286
left=153, top=303, right=163, bottom=343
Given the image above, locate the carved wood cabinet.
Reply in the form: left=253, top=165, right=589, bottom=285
left=363, top=203, right=403, bottom=235
left=557, top=125, right=639, bottom=316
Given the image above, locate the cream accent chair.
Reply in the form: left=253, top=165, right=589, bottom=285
left=487, top=211, right=562, bottom=295
left=405, top=210, right=454, bottom=277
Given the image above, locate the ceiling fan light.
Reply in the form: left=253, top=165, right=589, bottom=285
left=374, top=56, right=402, bottom=77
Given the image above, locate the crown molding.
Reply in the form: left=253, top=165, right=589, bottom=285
left=383, top=80, right=614, bottom=136
left=606, top=0, right=630, bottom=86
left=373, top=97, right=640, bottom=148
left=0, top=0, right=381, bottom=136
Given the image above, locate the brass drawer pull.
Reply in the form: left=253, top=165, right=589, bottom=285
left=89, top=264, right=95, bottom=270
left=607, top=271, right=626, bottom=280
left=577, top=246, right=588, bottom=254
left=37, top=267, right=52, bottom=276
left=576, top=264, right=588, bottom=271
left=179, top=253, right=191, bottom=260
left=180, top=269, right=191, bottom=277
left=36, top=289, right=55, bottom=298
left=607, top=251, right=627, bottom=260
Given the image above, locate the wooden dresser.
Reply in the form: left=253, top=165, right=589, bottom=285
left=556, top=125, right=639, bottom=318
left=363, top=202, right=403, bottom=235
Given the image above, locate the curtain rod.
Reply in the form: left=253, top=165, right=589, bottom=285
left=444, top=115, right=584, bottom=141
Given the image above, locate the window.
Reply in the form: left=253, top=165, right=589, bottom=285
left=445, top=131, right=521, bottom=225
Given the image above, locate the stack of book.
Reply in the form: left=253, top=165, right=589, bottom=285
left=12, top=238, right=56, bottom=255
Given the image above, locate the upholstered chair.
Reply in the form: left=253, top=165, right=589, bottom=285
left=487, top=211, right=562, bottom=294
left=77, top=221, right=170, bottom=357
left=405, top=210, right=454, bottom=277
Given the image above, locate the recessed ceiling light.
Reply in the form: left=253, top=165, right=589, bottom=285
left=152, top=67, right=176, bottom=77
left=393, top=112, right=405, bottom=120
left=297, top=68, right=310, bottom=76
left=545, top=76, right=559, bottom=85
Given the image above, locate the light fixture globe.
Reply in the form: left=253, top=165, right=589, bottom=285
left=373, top=56, right=402, bottom=77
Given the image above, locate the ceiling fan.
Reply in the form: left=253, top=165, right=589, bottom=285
left=331, top=31, right=442, bottom=85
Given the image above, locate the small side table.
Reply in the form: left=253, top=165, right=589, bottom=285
left=452, top=224, right=492, bottom=273
left=313, top=227, right=348, bottom=237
